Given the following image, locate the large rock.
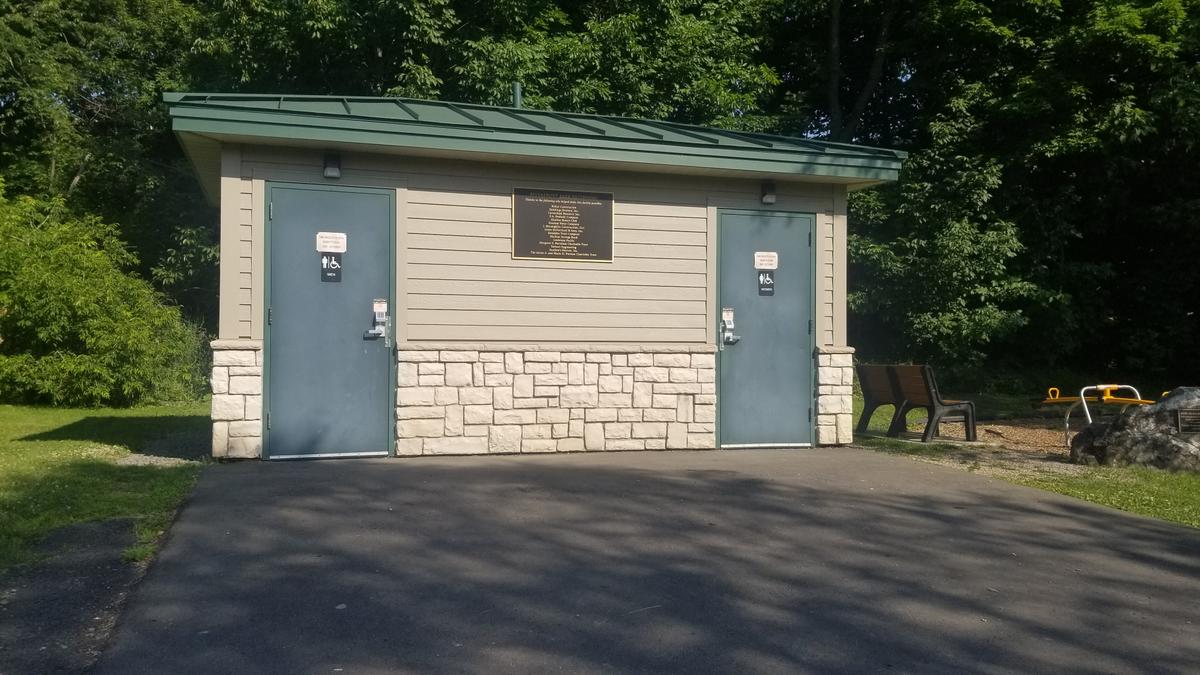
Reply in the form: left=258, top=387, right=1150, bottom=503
left=1070, top=387, right=1200, bottom=472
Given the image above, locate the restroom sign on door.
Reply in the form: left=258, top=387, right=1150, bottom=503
left=320, top=253, right=342, bottom=282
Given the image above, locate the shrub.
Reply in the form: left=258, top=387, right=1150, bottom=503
left=0, top=182, right=208, bottom=406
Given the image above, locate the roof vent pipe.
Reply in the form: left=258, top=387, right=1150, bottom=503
left=511, top=82, right=522, bottom=109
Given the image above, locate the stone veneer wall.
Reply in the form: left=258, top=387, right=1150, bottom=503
left=815, top=345, right=855, bottom=445
left=396, top=346, right=717, bottom=455
left=210, top=339, right=264, bottom=458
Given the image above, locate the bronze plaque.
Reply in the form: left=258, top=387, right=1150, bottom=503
left=512, top=188, right=613, bottom=262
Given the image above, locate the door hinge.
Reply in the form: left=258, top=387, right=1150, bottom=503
left=808, top=231, right=813, bottom=247
left=808, top=319, right=814, bottom=334
left=268, top=201, right=273, bottom=220
left=267, top=306, right=272, bottom=325
left=266, top=412, right=270, bottom=430
left=808, top=408, right=812, bottom=422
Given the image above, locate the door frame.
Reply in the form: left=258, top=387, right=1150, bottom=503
left=714, top=209, right=817, bottom=448
left=262, top=181, right=398, bottom=460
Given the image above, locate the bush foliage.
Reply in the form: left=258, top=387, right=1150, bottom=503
left=0, top=183, right=207, bottom=406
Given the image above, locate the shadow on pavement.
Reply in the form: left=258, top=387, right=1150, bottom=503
left=95, top=450, right=1200, bottom=674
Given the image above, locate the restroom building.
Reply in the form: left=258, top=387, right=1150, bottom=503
left=166, top=93, right=905, bottom=459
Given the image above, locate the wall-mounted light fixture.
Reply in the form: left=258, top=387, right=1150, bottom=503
left=760, top=180, right=777, bottom=205
left=323, top=152, right=342, bottom=179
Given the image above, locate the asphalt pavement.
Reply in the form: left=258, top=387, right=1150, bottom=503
left=94, top=448, right=1200, bottom=674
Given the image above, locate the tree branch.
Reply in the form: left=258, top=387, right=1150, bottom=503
left=838, top=3, right=897, bottom=142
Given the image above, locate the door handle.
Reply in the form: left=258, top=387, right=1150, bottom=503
left=719, top=319, right=741, bottom=349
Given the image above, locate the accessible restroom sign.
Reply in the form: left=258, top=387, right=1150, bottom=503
left=317, top=231, right=347, bottom=282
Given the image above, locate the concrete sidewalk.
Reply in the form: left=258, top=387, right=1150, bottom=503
left=95, top=448, right=1200, bottom=674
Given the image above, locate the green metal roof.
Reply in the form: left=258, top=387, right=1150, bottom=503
left=165, top=93, right=905, bottom=200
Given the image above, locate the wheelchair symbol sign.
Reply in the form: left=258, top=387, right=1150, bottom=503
left=320, top=253, right=343, bottom=282
left=758, top=270, right=774, bottom=296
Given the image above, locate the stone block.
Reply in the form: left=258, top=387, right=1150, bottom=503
left=612, top=354, right=628, bottom=367
left=418, top=362, right=445, bottom=375
left=493, top=387, right=513, bottom=410
left=535, top=373, right=569, bottom=386
left=397, top=406, right=445, bottom=420
left=557, top=438, right=585, bottom=452
left=464, top=405, right=494, bottom=425
left=586, top=408, right=618, bottom=422
left=598, top=393, right=631, bottom=407
left=643, top=408, right=677, bottom=422
left=398, top=350, right=440, bottom=362
left=533, top=386, right=560, bottom=398
left=842, top=369, right=855, bottom=386
left=243, top=396, right=262, bottom=420
left=418, top=374, right=445, bottom=387
left=694, top=405, right=715, bottom=423
left=561, top=352, right=585, bottom=362
left=489, top=425, right=522, bottom=453
left=479, top=352, right=504, bottom=363
left=513, top=397, right=550, bottom=408
left=599, top=362, right=612, bottom=375
left=459, top=387, right=493, bottom=405
left=483, top=361, right=505, bottom=374
left=226, top=436, right=261, bottom=459
left=434, top=387, right=459, bottom=405
left=537, top=408, right=570, bottom=424
left=570, top=408, right=585, bottom=419
left=397, top=388, right=436, bottom=406
left=634, top=367, right=670, bottom=383
left=425, top=437, right=488, bottom=455
left=445, top=363, right=473, bottom=386
left=629, top=353, right=653, bottom=366
left=504, top=352, right=524, bottom=373
left=818, top=354, right=832, bottom=366
left=837, top=414, right=854, bottom=444
left=586, top=353, right=609, bottom=363
left=696, top=394, right=715, bottom=405
left=691, top=353, right=715, bottom=369
left=632, top=422, right=667, bottom=439
left=697, top=369, right=715, bottom=383
left=598, top=375, right=623, bottom=393
left=229, top=376, right=262, bottom=395
left=229, top=420, right=261, bottom=437
left=398, top=363, right=419, bottom=387
left=524, top=362, right=552, bottom=374
left=633, top=382, right=654, bottom=408
left=396, top=438, right=423, bottom=456
left=687, top=433, right=713, bottom=449
left=211, top=394, right=244, bottom=421
left=701, top=383, right=715, bottom=394
left=830, top=353, right=854, bottom=368
left=652, top=394, right=678, bottom=409
left=817, top=414, right=836, bottom=426
left=584, top=363, right=600, bottom=385
left=559, top=386, right=599, bottom=408
left=398, top=419, right=444, bottom=438
left=464, top=425, right=489, bottom=437
left=667, top=423, right=688, bottom=449
left=568, top=362, right=585, bottom=385
left=607, top=439, right=645, bottom=451
left=552, top=423, right=568, bottom=438
left=816, top=424, right=838, bottom=445
left=653, top=353, right=691, bottom=367
left=676, top=396, right=693, bottom=423
left=514, top=374, right=534, bottom=398
left=689, top=423, right=715, bottom=433
left=622, top=375, right=633, bottom=393
left=444, top=405, right=464, bottom=436
left=523, top=424, right=553, bottom=440
left=668, top=368, right=697, bottom=383
left=654, top=383, right=703, bottom=394
left=521, top=439, right=558, bottom=453
left=210, top=367, right=228, bottom=394
left=818, top=395, right=848, bottom=415
left=617, top=408, right=642, bottom=422
left=495, top=409, right=537, bottom=425
left=211, top=422, right=229, bottom=457
left=525, top=351, right=561, bottom=362
left=213, top=350, right=256, bottom=366
left=584, top=423, right=605, bottom=450
left=474, top=362, right=486, bottom=386
left=440, top=350, right=479, bottom=362
left=818, top=366, right=842, bottom=385
left=485, top=373, right=514, bottom=387
left=604, top=422, right=632, bottom=439
left=229, top=365, right=262, bottom=376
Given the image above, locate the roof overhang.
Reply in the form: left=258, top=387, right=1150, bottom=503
left=167, top=93, right=906, bottom=204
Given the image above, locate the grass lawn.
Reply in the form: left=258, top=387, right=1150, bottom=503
left=0, top=402, right=208, bottom=569
left=850, top=390, right=1200, bottom=529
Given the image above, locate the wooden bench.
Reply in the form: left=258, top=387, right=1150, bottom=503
left=889, top=365, right=977, bottom=442
left=855, top=364, right=907, bottom=436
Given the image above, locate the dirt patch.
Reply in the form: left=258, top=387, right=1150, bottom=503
left=0, top=520, right=147, bottom=675
left=872, top=417, right=1093, bottom=479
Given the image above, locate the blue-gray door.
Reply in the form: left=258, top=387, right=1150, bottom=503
left=718, top=211, right=814, bottom=446
left=266, top=184, right=394, bottom=459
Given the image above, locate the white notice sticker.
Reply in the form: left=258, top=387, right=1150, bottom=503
left=721, top=307, right=735, bottom=323
left=316, top=231, right=348, bottom=253
left=754, top=251, right=779, bottom=270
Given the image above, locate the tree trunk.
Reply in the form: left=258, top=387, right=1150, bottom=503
left=838, top=4, right=897, bottom=142
left=827, top=0, right=843, bottom=138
